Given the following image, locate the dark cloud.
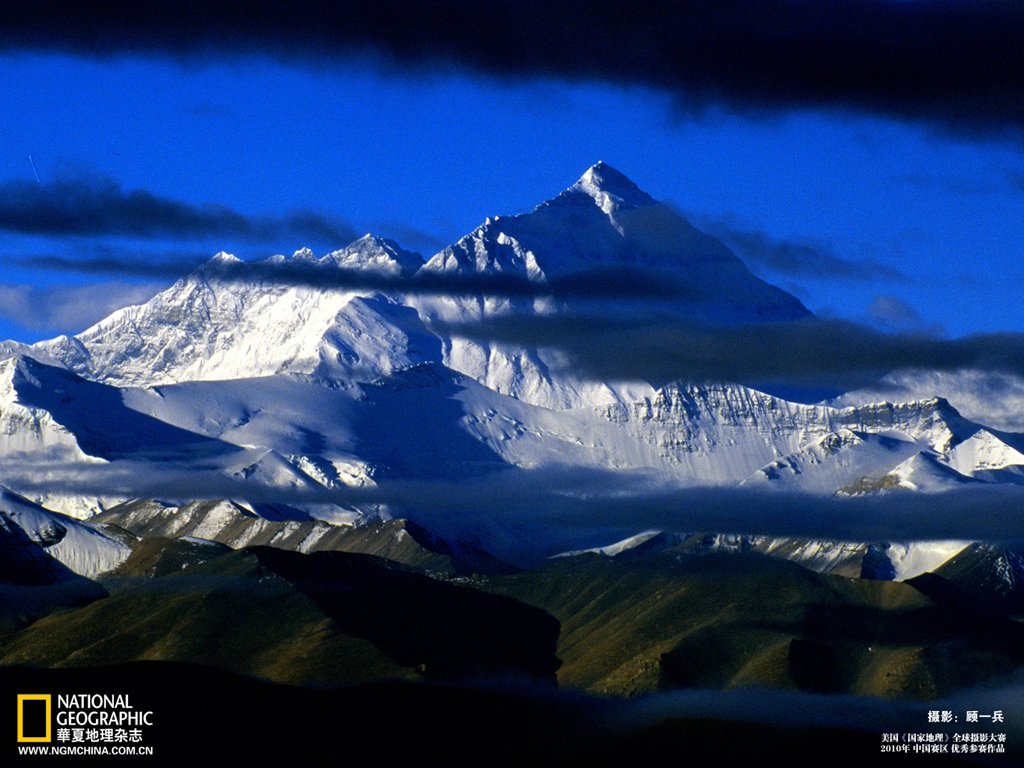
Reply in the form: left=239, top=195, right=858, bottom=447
left=436, top=314, right=1024, bottom=391
left=0, top=179, right=697, bottom=303
left=16, top=241, right=1013, bottom=393
left=14, top=245, right=1018, bottom=391
left=0, top=174, right=357, bottom=246
left=2, top=2, right=1023, bottom=137
left=703, top=218, right=909, bottom=283
left=13, top=251, right=694, bottom=302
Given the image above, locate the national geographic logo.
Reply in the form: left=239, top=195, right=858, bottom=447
left=15, top=693, right=154, bottom=744
left=16, top=695, right=51, bottom=743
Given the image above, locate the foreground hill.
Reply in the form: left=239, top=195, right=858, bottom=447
left=487, top=550, right=1024, bottom=698
left=0, top=543, right=558, bottom=686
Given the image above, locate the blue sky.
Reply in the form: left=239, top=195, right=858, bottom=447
left=1, top=36, right=1023, bottom=342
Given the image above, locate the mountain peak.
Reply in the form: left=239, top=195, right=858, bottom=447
left=568, top=161, right=656, bottom=214
left=322, top=234, right=423, bottom=277
left=192, top=251, right=243, bottom=277
left=354, top=233, right=390, bottom=247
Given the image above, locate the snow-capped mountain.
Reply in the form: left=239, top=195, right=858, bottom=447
left=0, top=487, right=129, bottom=578
left=7, top=234, right=425, bottom=387
left=412, top=161, right=810, bottom=408
left=1, top=163, right=1021, bottom=582
left=832, top=368, right=1024, bottom=433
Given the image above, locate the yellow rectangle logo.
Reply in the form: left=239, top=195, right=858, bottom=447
left=16, top=694, right=51, bottom=743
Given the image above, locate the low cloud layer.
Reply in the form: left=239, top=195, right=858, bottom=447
left=2, top=2, right=1023, bottom=138
left=437, top=315, right=1024, bottom=391
left=16, top=252, right=691, bottom=302
left=16, top=249, right=1024, bottom=391
left=6, top=461, right=1024, bottom=552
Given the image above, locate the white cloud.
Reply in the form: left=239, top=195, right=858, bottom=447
left=0, top=281, right=163, bottom=336
left=868, top=294, right=925, bottom=331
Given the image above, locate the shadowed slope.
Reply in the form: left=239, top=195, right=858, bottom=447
left=0, top=542, right=557, bottom=686
left=488, top=551, right=1024, bottom=698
